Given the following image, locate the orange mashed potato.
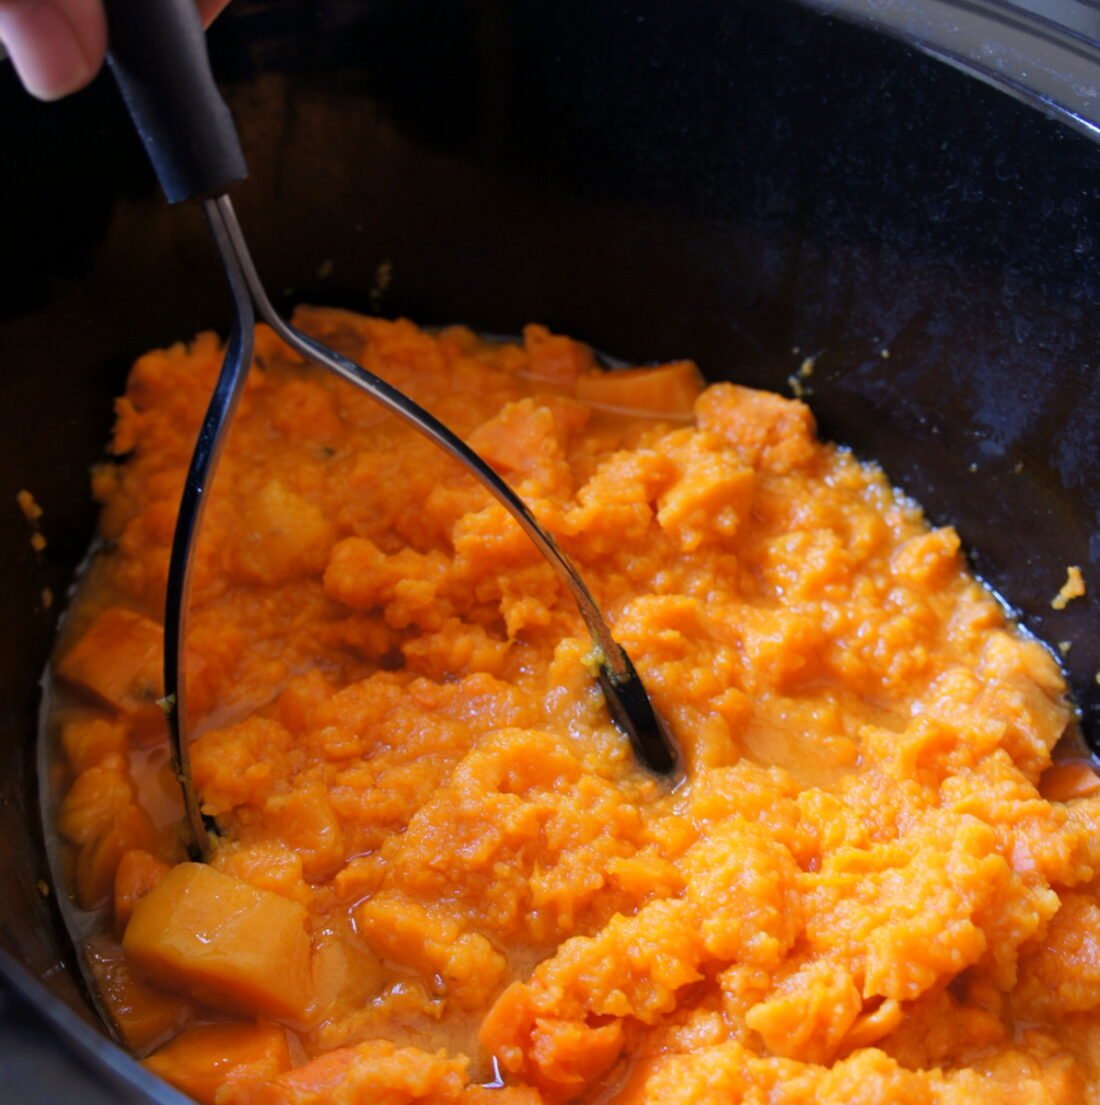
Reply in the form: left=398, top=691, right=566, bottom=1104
left=49, top=310, right=1100, bottom=1104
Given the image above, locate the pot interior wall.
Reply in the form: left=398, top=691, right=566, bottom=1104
left=1, top=0, right=1098, bottom=1096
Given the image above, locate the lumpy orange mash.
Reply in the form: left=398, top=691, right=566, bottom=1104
left=48, top=310, right=1100, bottom=1104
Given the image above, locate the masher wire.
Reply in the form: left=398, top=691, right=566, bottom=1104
left=165, top=196, right=676, bottom=861
left=163, top=199, right=255, bottom=858
left=211, top=196, right=630, bottom=682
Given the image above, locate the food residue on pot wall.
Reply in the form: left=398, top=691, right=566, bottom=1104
left=17, top=488, right=47, bottom=551
left=1052, top=564, right=1086, bottom=610
left=45, top=312, right=1100, bottom=1104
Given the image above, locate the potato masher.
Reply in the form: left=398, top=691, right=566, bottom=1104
left=102, top=0, right=676, bottom=859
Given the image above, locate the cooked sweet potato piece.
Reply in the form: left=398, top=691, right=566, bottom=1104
left=57, top=755, right=134, bottom=846
left=76, top=804, right=158, bottom=910
left=1041, top=760, right=1100, bottom=802
left=60, top=717, right=129, bottom=774
left=123, top=863, right=313, bottom=1022
left=57, top=607, right=163, bottom=714
left=85, top=937, right=190, bottom=1055
left=144, top=1022, right=292, bottom=1105
left=574, top=360, right=703, bottom=415
left=114, top=849, right=170, bottom=935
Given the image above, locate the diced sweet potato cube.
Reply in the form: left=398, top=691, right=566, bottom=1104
left=144, top=1022, right=292, bottom=1105
left=76, top=804, right=158, bottom=910
left=1041, top=760, right=1100, bottom=802
left=123, top=863, right=313, bottom=1022
left=57, top=607, right=163, bottom=715
left=85, top=937, right=190, bottom=1054
left=575, top=361, right=704, bottom=415
left=61, top=717, right=129, bottom=774
left=114, top=849, right=170, bottom=934
left=57, top=756, right=134, bottom=846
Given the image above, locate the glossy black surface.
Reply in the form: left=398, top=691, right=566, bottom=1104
left=1, top=0, right=1098, bottom=1098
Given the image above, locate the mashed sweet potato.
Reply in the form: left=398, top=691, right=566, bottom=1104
left=48, top=310, right=1100, bottom=1104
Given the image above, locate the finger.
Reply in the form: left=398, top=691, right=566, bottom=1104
left=0, top=0, right=106, bottom=100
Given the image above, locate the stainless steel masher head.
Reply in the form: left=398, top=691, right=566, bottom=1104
left=103, top=0, right=677, bottom=861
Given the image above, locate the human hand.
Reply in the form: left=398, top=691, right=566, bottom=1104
left=0, top=0, right=230, bottom=101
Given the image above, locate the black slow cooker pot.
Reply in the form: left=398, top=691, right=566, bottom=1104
left=2, top=1, right=1099, bottom=1100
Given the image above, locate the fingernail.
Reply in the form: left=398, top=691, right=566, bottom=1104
left=0, top=0, right=93, bottom=101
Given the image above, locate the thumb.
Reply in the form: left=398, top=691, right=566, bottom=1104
left=0, top=0, right=106, bottom=100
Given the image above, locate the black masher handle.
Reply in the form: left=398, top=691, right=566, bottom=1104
left=103, top=0, right=247, bottom=203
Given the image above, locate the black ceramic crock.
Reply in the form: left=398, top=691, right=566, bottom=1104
left=1, top=1, right=1098, bottom=1100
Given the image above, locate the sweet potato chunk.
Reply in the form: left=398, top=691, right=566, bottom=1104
left=57, top=755, right=134, bottom=846
left=76, top=803, right=158, bottom=910
left=575, top=360, right=703, bottom=415
left=57, top=607, right=163, bottom=714
left=85, top=937, right=190, bottom=1054
left=144, top=1022, right=292, bottom=1105
left=123, top=863, right=313, bottom=1022
left=1041, top=760, right=1100, bottom=802
left=60, top=717, right=129, bottom=773
left=114, top=849, right=170, bottom=934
